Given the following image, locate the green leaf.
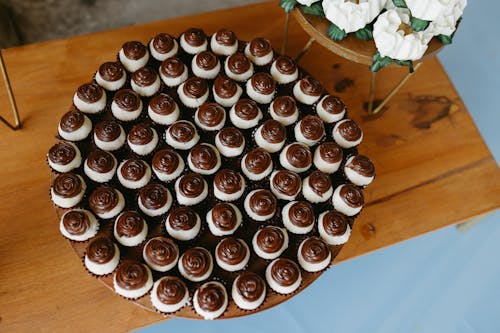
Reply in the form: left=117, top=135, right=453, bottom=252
left=327, top=23, right=347, bottom=41
left=392, top=0, right=407, bottom=8
left=438, top=34, right=453, bottom=45
left=370, top=52, right=393, bottom=72
left=394, top=59, right=415, bottom=73
left=410, top=17, right=430, bottom=32
left=355, top=26, right=373, bottom=40
left=280, top=0, right=297, bottom=13
left=300, top=3, right=325, bottom=17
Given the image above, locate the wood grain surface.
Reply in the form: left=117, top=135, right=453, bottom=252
left=1, top=1, right=499, bottom=332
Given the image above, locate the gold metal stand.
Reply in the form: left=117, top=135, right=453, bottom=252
left=0, top=50, right=21, bottom=130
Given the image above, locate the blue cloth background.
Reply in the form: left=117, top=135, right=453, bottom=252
left=140, top=1, right=500, bottom=332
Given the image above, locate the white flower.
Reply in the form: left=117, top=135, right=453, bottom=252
left=322, top=0, right=387, bottom=33
left=297, top=0, right=320, bottom=6
left=427, top=0, right=467, bottom=36
left=373, top=8, right=433, bottom=61
left=405, top=0, right=455, bottom=21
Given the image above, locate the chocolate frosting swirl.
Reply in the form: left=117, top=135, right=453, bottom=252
left=301, top=237, right=330, bottom=263
left=216, top=237, right=247, bottom=265
left=211, top=203, right=238, bottom=231
left=218, top=127, right=244, bottom=148
left=53, top=173, right=82, bottom=198
left=272, top=170, right=301, bottom=197
left=227, top=53, right=251, bottom=74
left=285, top=143, right=312, bottom=169
left=249, top=190, right=277, bottom=217
left=261, top=119, right=286, bottom=143
left=86, top=237, right=115, bottom=264
left=275, top=55, right=297, bottom=75
left=339, top=184, right=364, bottom=207
left=196, top=282, right=225, bottom=312
left=322, top=95, right=345, bottom=114
left=181, top=247, right=211, bottom=277
left=245, top=148, right=272, bottom=174
left=169, top=121, right=196, bottom=143
left=86, top=150, right=115, bottom=173
left=182, top=77, right=208, bottom=99
left=256, top=226, right=285, bottom=253
left=235, top=272, right=265, bottom=302
left=168, top=206, right=198, bottom=230
left=152, top=33, right=176, bottom=54
left=214, top=29, right=237, bottom=46
left=94, top=120, right=122, bottom=142
left=249, top=37, right=272, bottom=57
left=60, top=110, right=84, bottom=132
left=62, top=210, right=90, bottom=235
left=144, top=237, right=178, bottom=267
left=115, top=211, right=145, bottom=237
left=299, top=76, right=323, bottom=96
left=214, top=75, right=237, bottom=98
left=98, top=62, right=124, bottom=82
left=160, top=57, right=185, bottom=78
left=76, top=83, right=103, bottom=103
left=182, top=28, right=206, bottom=47
left=178, top=173, right=205, bottom=198
left=250, top=72, right=275, bottom=95
left=128, top=123, right=154, bottom=145
left=337, top=120, right=362, bottom=142
left=156, top=277, right=187, bottom=305
left=139, top=183, right=169, bottom=210
left=195, top=51, right=218, bottom=70
left=197, top=103, right=225, bottom=128
left=120, top=158, right=147, bottom=181
left=149, top=93, right=177, bottom=115
left=48, top=142, right=76, bottom=165
left=288, top=201, right=314, bottom=227
left=270, top=258, right=300, bottom=287
left=234, top=99, right=260, bottom=120
left=89, top=186, right=120, bottom=215
left=122, top=41, right=147, bottom=60
left=152, top=149, right=180, bottom=174
left=299, top=115, right=325, bottom=141
left=318, top=142, right=343, bottom=163
left=190, top=144, right=218, bottom=171
left=272, top=96, right=297, bottom=117
left=113, top=89, right=141, bottom=111
left=132, top=67, right=158, bottom=87
left=214, top=169, right=243, bottom=194
left=115, top=261, right=149, bottom=290
left=346, top=155, right=375, bottom=177
left=308, top=170, right=332, bottom=196
left=322, top=210, right=349, bottom=236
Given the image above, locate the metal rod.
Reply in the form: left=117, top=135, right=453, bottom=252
left=0, top=49, right=21, bottom=130
left=295, top=37, right=315, bottom=63
left=281, top=12, right=290, bottom=55
left=367, top=70, right=377, bottom=114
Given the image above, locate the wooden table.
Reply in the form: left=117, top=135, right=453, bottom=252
left=1, top=2, right=499, bottom=332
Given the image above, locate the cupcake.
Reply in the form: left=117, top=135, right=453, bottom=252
left=187, top=143, right=221, bottom=175
left=131, top=67, right=161, bottom=97
left=294, top=115, right=325, bottom=146
left=58, top=110, right=92, bottom=141
left=178, top=247, right=213, bottom=282
left=241, top=148, right=273, bottom=181
left=51, top=173, right=86, bottom=208
left=179, top=28, right=208, bottom=55
left=127, top=123, right=159, bottom=156
left=302, top=170, right=333, bottom=203
left=47, top=141, right=82, bottom=173
left=229, top=98, right=263, bottom=129
left=164, top=120, right=200, bottom=150
left=193, top=281, right=228, bottom=320
left=269, top=170, right=302, bottom=201
left=224, top=52, right=253, bottom=82
left=318, top=210, right=351, bottom=245
left=332, top=119, right=363, bottom=148
left=119, top=41, right=149, bottom=73
left=143, top=236, right=179, bottom=272
left=165, top=206, right=201, bottom=241
left=210, top=29, right=238, bottom=56
left=174, top=172, right=208, bottom=206
left=232, top=272, right=266, bottom=310
left=297, top=237, right=331, bottom=272
left=73, top=83, right=106, bottom=114
left=113, top=211, right=148, bottom=247
left=111, top=89, right=143, bottom=121
left=279, top=142, right=312, bottom=173
left=293, top=75, right=323, bottom=105
left=194, top=102, right=226, bottom=131
left=151, top=276, right=189, bottom=313
left=88, top=186, right=125, bottom=219
left=214, top=127, right=245, bottom=157
left=95, top=61, right=126, bottom=91
left=93, top=120, right=126, bottom=152
left=254, top=119, right=286, bottom=153
left=83, top=149, right=117, bottom=183
left=177, top=77, right=209, bottom=108
left=206, top=203, right=242, bottom=237
left=244, top=189, right=277, bottom=222
left=138, top=183, right=173, bottom=217
left=159, top=57, right=189, bottom=87
left=151, top=149, right=185, bottom=182
left=59, top=209, right=99, bottom=241
left=316, top=95, right=346, bottom=123
left=215, top=237, right=250, bottom=272
left=331, top=184, right=364, bottom=216
left=270, top=55, right=298, bottom=84
left=265, top=258, right=301, bottom=294
left=192, top=51, right=221, bottom=80
left=84, top=237, right=120, bottom=275
left=313, top=142, right=343, bottom=174
left=213, top=169, right=245, bottom=201
left=269, top=96, right=299, bottom=126
left=244, top=37, right=274, bottom=66
left=252, top=226, right=289, bottom=260
left=344, top=155, right=375, bottom=186
left=148, top=93, right=180, bottom=125
left=117, top=158, right=152, bottom=189
left=149, top=33, right=178, bottom=61
left=246, top=72, right=276, bottom=104
left=212, top=75, right=242, bottom=107
left=113, top=261, right=153, bottom=299
left=282, top=201, right=315, bottom=234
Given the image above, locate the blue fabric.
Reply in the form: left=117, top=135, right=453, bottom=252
left=140, top=0, right=500, bottom=331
